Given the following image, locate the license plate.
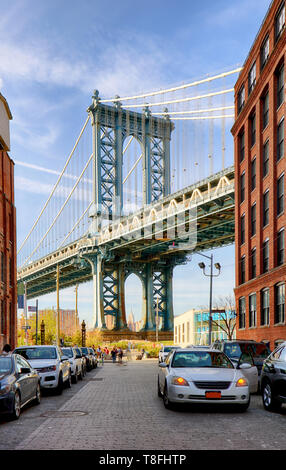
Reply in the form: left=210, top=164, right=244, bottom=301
left=205, top=391, right=221, bottom=399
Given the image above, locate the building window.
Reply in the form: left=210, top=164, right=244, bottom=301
left=260, top=35, right=270, bottom=70
left=263, top=190, right=269, bottom=226
left=239, top=130, right=245, bottom=162
left=240, top=256, right=246, bottom=284
left=251, top=248, right=256, bottom=279
left=248, top=62, right=256, bottom=95
left=276, top=63, right=284, bottom=108
left=263, top=140, right=269, bottom=177
left=251, top=203, right=256, bottom=237
left=277, top=228, right=285, bottom=265
left=277, top=118, right=284, bottom=161
left=240, top=172, right=245, bottom=203
left=277, top=174, right=284, bottom=215
left=241, top=214, right=245, bottom=245
left=238, top=85, right=245, bottom=114
left=187, top=322, right=190, bottom=343
left=275, top=2, right=285, bottom=42
left=275, top=282, right=285, bottom=324
left=249, top=293, right=257, bottom=327
left=262, top=91, right=269, bottom=129
left=182, top=323, right=185, bottom=343
left=263, top=239, right=269, bottom=272
left=261, top=288, right=270, bottom=326
left=250, top=113, right=256, bottom=147
left=251, top=158, right=256, bottom=191
left=239, top=297, right=246, bottom=329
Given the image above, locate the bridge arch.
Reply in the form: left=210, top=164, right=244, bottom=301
left=124, top=272, right=145, bottom=332
left=122, top=135, right=144, bottom=215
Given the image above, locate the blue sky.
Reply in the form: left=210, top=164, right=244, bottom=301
left=0, top=0, right=272, bottom=327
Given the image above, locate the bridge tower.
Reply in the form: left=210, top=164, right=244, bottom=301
left=83, top=91, right=175, bottom=340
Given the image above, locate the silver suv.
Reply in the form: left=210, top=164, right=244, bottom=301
left=13, top=345, right=71, bottom=394
left=61, top=347, right=83, bottom=383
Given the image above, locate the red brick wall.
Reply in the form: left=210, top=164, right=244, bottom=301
left=232, top=0, right=286, bottom=351
left=0, top=150, right=17, bottom=350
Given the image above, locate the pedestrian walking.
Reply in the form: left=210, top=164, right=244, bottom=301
left=118, top=347, right=123, bottom=365
left=111, top=347, right=117, bottom=363
left=96, top=346, right=104, bottom=365
left=1, top=344, right=12, bottom=355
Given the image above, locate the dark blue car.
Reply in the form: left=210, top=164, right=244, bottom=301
left=0, top=354, right=41, bottom=420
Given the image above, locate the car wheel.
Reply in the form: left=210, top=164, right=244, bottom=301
left=262, top=381, right=281, bottom=411
left=157, top=378, right=163, bottom=398
left=163, top=384, right=175, bottom=410
left=56, top=373, right=64, bottom=395
left=34, top=383, right=41, bottom=405
left=66, top=370, right=72, bottom=388
left=72, top=370, right=78, bottom=384
left=235, top=398, right=250, bottom=412
left=10, top=391, right=21, bottom=420
left=78, top=369, right=83, bottom=380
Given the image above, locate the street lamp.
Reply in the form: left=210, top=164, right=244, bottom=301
left=198, top=253, right=221, bottom=345
left=155, top=295, right=159, bottom=343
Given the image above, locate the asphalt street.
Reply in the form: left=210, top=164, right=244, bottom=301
left=0, top=359, right=286, bottom=450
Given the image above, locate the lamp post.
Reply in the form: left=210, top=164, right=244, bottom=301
left=155, top=296, right=159, bottom=343
left=198, top=253, right=221, bottom=345
left=74, top=284, right=79, bottom=334
left=56, top=264, right=60, bottom=347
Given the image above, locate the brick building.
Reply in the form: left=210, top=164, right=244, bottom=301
left=0, top=93, right=17, bottom=350
left=232, top=0, right=286, bottom=350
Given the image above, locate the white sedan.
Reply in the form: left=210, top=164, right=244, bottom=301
left=158, top=347, right=251, bottom=411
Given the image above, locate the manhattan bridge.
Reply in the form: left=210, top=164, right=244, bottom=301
left=17, top=67, right=240, bottom=340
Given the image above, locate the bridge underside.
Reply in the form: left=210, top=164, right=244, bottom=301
left=18, top=167, right=235, bottom=336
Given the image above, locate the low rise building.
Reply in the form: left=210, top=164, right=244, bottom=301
left=0, top=93, right=16, bottom=350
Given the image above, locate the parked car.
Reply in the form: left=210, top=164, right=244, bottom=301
left=13, top=345, right=71, bottom=394
left=212, top=339, right=268, bottom=390
left=61, top=347, right=83, bottom=383
left=158, top=347, right=251, bottom=411
left=0, top=354, right=41, bottom=420
left=80, top=347, right=93, bottom=371
left=73, top=346, right=87, bottom=377
left=261, top=341, right=286, bottom=411
left=88, top=348, right=98, bottom=368
left=158, top=345, right=181, bottom=363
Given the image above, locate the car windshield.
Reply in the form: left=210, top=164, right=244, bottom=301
left=0, top=357, right=12, bottom=374
left=224, top=343, right=243, bottom=359
left=247, top=343, right=270, bottom=358
left=15, top=347, right=57, bottom=360
left=81, top=348, right=88, bottom=354
left=61, top=348, right=73, bottom=358
left=224, top=342, right=270, bottom=359
left=164, top=347, right=176, bottom=353
left=172, top=351, right=234, bottom=369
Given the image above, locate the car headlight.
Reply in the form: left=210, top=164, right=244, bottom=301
left=171, top=376, right=189, bottom=386
left=236, top=377, right=248, bottom=387
left=0, top=384, right=11, bottom=395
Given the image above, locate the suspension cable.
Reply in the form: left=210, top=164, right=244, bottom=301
left=22, top=153, right=93, bottom=267
left=170, top=115, right=234, bottom=120
left=58, top=201, right=93, bottom=249
left=99, top=67, right=241, bottom=103
left=17, top=116, right=90, bottom=255
left=152, top=105, right=234, bottom=116
left=123, top=88, right=234, bottom=109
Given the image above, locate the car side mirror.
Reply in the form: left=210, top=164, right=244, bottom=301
left=238, top=363, right=252, bottom=370
left=20, top=367, right=31, bottom=374
left=159, top=362, right=168, bottom=368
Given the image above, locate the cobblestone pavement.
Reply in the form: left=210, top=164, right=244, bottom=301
left=1, top=360, right=286, bottom=450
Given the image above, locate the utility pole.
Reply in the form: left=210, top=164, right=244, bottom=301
left=75, top=284, right=78, bottom=333
left=56, top=264, right=60, bottom=346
